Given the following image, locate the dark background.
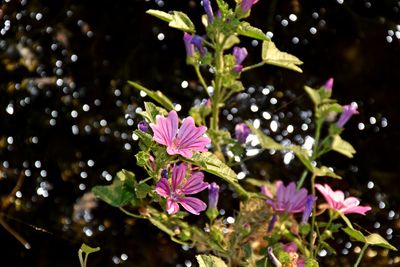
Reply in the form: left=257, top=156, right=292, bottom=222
left=0, top=0, right=399, bottom=266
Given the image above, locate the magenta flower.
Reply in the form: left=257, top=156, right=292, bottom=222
left=315, top=183, right=371, bottom=215
left=240, top=0, right=259, bottom=13
left=336, top=104, right=359, bottom=128
left=266, top=181, right=309, bottom=214
left=233, top=46, right=248, bottom=73
left=150, top=110, right=210, bottom=158
left=155, top=163, right=209, bottom=215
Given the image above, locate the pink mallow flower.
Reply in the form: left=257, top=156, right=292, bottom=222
left=156, top=163, right=209, bottom=215
left=150, top=110, right=211, bottom=158
left=266, top=181, right=309, bottom=214
left=315, top=183, right=371, bottom=215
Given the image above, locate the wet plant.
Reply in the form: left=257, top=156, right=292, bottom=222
left=92, top=0, right=397, bottom=266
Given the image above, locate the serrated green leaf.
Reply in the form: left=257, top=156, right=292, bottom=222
left=196, top=254, right=228, bottom=267
left=343, top=227, right=366, bottom=243
left=331, top=135, right=356, bottom=158
left=92, top=170, right=136, bottom=207
left=128, top=81, right=174, bottom=111
left=237, top=22, right=269, bottom=41
left=188, top=152, right=249, bottom=198
left=139, top=102, right=168, bottom=123
left=146, top=9, right=173, bottom=23
left=304, top=86, right=321, bottom=106
left=365, top=233, right=398, bottom=251
left=133, top=130, right=154, bottom=150
left=169, top=11, right=195, bottom=33
left=262, top=40, right=303, bottom=73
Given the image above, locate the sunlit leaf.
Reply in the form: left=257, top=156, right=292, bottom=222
left=128, top=81, right=175, bottom=111
left=342, top=227, right=366, bottom=243
left=139, top=102, right=168, bottom=124
left=304, top=86, right=321, bottom=106
left=313, top=166, right=342, bottom=179
left=331, top=135, right=356, bottom=158
left=262, top=40, right=303, bottom=73
left=196, top=254, right=228, bottom=267
left=188, top=152, right=249, bottom=198
left=237, top=22, right=269, bottom=41
left=146, top=9, right=173, bottom=23
left=365, top=233, right=398, bottom=251
left=92, top=169, right=136, bottom=207
left=169, top=11, right=195, bottom=33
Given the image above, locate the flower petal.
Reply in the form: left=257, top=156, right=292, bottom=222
left=155, top=178, right=170, bottom=197
left=150, top=110, right=178, bottom=147
left=178, top=197, right=207, bottom=215
left=171, top=163, right=186, bottom=191
left=175, top=117, right=210, bottom=153
left=181, top=172, right=209, bottom=195
left=166, top=198, right=180, bottom=215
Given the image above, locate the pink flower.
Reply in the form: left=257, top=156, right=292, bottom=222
left=266, top=181, right=310, bottom=214
left=150, top=110, right=211, bottom=158
left=155, top=163, right=209, bottom=215
left=315, top=184, right=371, bottom=215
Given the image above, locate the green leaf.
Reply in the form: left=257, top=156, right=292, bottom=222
left=342, top=227, right=366, bottom=243
left=305, top=258, right=319, bottom=267
left=289, top=145, right=314, bottom=172
left=133, top=130, right=153, bottom=150
left=215, top=0, right=229, bottom=16
left=140, top=102, right=168, bottom=124
left=196, top=254, right=228, bottom=267
left=331, top=135, right=356, bottom=158
left=237, top=22, right=269, bottom=41
left=128, top=81, right=175, bottom=111
left=313, top=166, right=342, bottom=179
left=340, top=213, right=354, bottom=229
left=146, top=9, right=173, bottom=23
left=188, top=152, right=249, bottom=198
left=135, top=151, right=150, bottom=167
left=169, top=11, right=195, bottom=33
left=249, top=125, right=283, bottom=150
left=262, top=40, right=303, bottom=73
left=316, top=103, right=342, bottom=119
left=304, top=86, right=321, bottom=106
left=136, top=182, right=153, bottom=199
left=222, top=35, right=240, bottom=50
left=92, top=169, right=136, bottom=207
left=365, top=234, right=398, bottom=251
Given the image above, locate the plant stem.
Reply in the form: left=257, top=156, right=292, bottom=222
left=242, top=61, right=265, bottom=72
left=354, top=243, right=368, bottom=267
left=119, top=207, right=147, bottom=219
left=309, top=173, right=317, bottom=257
left=296, top=169, right=308, bottom=190
left=195, top=65, right=209, bottom=96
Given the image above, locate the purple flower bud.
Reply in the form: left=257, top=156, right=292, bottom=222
left=240, top=0, right=259, bottom=13
left=161, top=169, right=168, bottom=179
left=235, top=123, right=250, bottom=143
left=324, top=77, right=334, bottom=92
left=191, top=35, right=206, bottom=56
left=267, top=213, right=277, bottom=233
left=283, top=242, right=298, bottom=253
left=208, top=182, right=220, bottom=209
left=336, top=104, right=359, bottom=128
left=138, top=120, right=149, bottom=132
left=233, top=47, right=248, bottom=65
left=301, top=195, right=315, bottom=224
left=202, top=0, right=214, bottom=24
left=183, top=33, right=195, bottom=57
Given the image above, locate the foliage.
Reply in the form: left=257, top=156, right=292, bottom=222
left=92, top=1, right=396, bottom=266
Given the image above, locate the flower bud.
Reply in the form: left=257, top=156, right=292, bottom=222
left=336, top=104, right=359, bottom=128
left=323, top=77, right=334, bottom=92
left=235, top=123, right=250, bottom=143
left=208, top=182, right=220, bottom=210
left=138, top=120, right=149, bottom=132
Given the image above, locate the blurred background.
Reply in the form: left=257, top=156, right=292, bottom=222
left=0, top=0, right=399, bottom=266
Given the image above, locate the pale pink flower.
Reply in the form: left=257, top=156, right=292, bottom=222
left=155, top=163, right=209, bottom=215
left=150, top=110, right=210, bottom=158
left=315, top=183, right=371, bottom=215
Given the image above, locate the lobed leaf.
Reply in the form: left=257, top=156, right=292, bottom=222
left=128, top=81, right=175, bottom=111
left=331, top=135, right=356, bottom=158
left=196, top=254, right=228, bottom=267
left=237, top=22, right=269, bottom=41
left=262, top=40, right=303, bottom=73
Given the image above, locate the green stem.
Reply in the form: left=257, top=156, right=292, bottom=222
left=309, top=173, right=317, bottom=257
left=119, top=207, right=147, bottom=219
left=354, top=243, right=368, bottom=267
left=241, top=61, right=265, bottom=72
left=195, top=65, right=209, bottom=96
left=296, top=169, right=308, bottom=190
